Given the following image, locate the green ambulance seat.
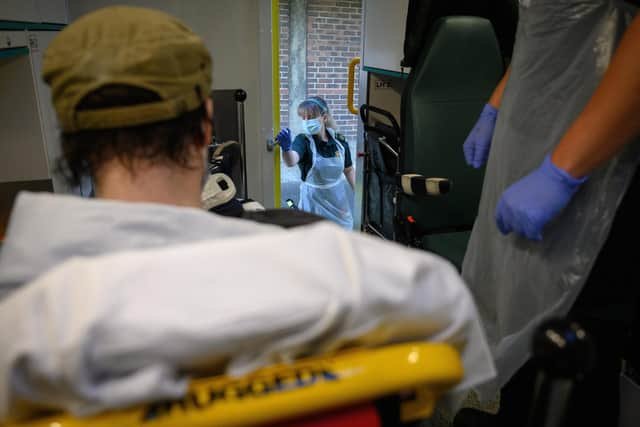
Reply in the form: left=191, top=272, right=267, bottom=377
left=398, top=16, right=503, bottom=269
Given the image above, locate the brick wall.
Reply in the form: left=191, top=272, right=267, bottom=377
left=279, top=1, right=290, bottom=130
left=279, top=0, right=362, bottom=145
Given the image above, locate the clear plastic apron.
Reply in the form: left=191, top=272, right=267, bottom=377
left=298, top=130, right=354, bottom=229
left=462, top=0, right=640, bottom=402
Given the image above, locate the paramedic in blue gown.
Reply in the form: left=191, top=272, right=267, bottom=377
left=277, top=97, right=355, bottom=230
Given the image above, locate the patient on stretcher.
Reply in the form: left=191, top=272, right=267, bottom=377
left=0, top=6, right=495, bottom=422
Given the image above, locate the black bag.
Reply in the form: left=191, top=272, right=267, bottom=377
left=241, top=209, right=326, bottom=229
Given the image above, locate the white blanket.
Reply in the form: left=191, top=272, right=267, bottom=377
left=0, top=194, right=495, bottom=421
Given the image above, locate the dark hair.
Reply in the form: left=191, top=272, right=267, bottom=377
left=58, top=85, right=208, bottom=188
left=298, top=96, right=337, bottom=130
left=297, top=100, right=324, bottom=118
left=308, top=96, right=329, bottom=112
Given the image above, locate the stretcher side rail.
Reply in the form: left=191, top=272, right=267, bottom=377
left=5, top=343, right=463, bottom=427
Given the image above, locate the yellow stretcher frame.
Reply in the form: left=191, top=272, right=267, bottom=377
left=7, top=343, right=463, bottom=427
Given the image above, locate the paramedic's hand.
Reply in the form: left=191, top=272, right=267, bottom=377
left=463, top=104, right=498, bottom=168
left=276, top=128, right=293, bottom=152
left=495, top=155, right=587, bottom=241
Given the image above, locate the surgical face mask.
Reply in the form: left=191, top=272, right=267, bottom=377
left=302, top=118, right=322, bottom=135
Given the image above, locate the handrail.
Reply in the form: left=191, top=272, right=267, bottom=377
left=347, top=57, right=361, bottom=115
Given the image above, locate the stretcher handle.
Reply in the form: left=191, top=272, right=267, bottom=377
left=398, top=175, right=451, bottom=197
left=359, top=104, right=401, bottom=139
left=528, top=318, right=596, bottom=427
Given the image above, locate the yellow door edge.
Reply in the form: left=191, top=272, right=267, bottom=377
left=272, top=0, right=281, bottom=207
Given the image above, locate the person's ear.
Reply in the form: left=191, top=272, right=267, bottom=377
left=200, top=97, right=214, bottom=145
left=206, top=97, right=214, bottom=120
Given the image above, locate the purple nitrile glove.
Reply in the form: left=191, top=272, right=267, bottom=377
left=276, top=128, right=293, bottom=152
left=495, top=155, right=588, bottom=241
left=463, top=104, right=498, bottom=169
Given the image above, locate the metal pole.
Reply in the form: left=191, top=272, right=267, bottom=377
left=289, top=0, right=307, bottom=133
left=235, top=89, right=248, bottom=199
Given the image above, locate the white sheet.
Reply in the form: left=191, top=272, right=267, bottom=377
left=0, top=192, right=277, bottom=301
left=0, top=195, right=495, bottom=421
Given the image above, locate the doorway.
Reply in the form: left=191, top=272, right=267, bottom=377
left=277, top=0, right=363, bottom=225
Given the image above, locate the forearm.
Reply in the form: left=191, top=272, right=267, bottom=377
left=283, top=150, right=299, bottom=167
left=488, top=65, right=511, bottom=109
left=551, top=15, right=640, bottom=178
left=345, top=167, right=356, bottom=190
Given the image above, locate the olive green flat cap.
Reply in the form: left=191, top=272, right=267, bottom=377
left=42, top=6, right=212, bottom=132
